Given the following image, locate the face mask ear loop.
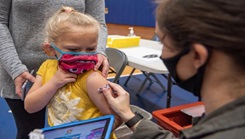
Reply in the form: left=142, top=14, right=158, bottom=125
left=55, top=55, right=62, bottom=60
left=50, top=43, right=63, bottom=60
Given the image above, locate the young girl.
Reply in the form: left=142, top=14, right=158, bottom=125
left=24, top=6, right=121, bottom=138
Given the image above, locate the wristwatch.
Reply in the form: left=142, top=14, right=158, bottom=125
left=125, top=112, right=144, bottom=128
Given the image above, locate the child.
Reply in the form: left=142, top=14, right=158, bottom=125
left=24, top=6, right=121, bottom=138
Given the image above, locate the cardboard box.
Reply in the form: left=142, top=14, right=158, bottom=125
left=107, top=36, right=140, bottom=48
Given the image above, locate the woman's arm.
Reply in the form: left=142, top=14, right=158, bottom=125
left=131, top=120, right=177, bottom=139
left=85, top=0, right=108, bottom=56
left=0, top=1, right=33, bottom=97
left=85, top=0, right=109, bottom=77
left=86, top=71, right=123, bottom=130
left=101, top=82, right=177, bottom=139
left=0, top=1, right=28, bottom=80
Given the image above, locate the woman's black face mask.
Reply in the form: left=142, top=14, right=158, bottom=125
left=160, top=47, right=207, bottom=98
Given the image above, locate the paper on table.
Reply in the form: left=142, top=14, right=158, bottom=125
left=120, top=47, right=161, bottom=61
left=181, top=105, right=205, bottom=117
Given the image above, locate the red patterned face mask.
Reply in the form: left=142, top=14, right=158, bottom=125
left=59, top=54, right=98, bottom=74
left=50, top=43, right=98, bottom=74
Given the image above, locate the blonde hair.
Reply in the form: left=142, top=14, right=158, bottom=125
left=45, top=6, right=100, bottom=42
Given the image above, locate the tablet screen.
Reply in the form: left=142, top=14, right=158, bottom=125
left=42, top=115, right=114, bottom=139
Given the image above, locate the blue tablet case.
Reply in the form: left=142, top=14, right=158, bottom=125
left=29, top=115, right=114, bottom=139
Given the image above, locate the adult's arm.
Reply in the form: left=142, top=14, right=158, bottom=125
left=101, top=82, right=177, bottom=139
left=85, top=0, right=108, bottom=56
left=0, top=1, right=28, bottom=80
left=131, top=120, right=177, bottom=139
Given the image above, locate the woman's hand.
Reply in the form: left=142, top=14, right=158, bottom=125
left=14, top=71, right=36, bottom=97
left=94, top=53, right=109, bottom=78
left=51, top=67, right=77, bottom=89
left=101, top=81, right=135, bottom=122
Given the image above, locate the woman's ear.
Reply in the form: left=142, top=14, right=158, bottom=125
left=42, top=42, right=56, bottom=56
left=192, top=43, right=209, bottom=69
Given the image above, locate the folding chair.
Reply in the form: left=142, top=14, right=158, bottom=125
left=106, top=48, right=128, bottom=83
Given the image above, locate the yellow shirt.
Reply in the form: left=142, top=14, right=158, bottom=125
left=37, top=60, right=116, bottom=139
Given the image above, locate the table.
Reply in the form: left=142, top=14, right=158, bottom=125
left=108, top=35, right=173, bottom=108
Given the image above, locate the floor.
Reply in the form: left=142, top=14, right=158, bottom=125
left=0, top=24, right=198, bottom=138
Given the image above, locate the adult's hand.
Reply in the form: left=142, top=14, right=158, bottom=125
left=14, top=71, right=36, bottom=98
left=94, top=53, right=109, bottom=78
left=101, top=82, right=134, bottom=122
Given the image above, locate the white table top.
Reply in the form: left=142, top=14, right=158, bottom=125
left=108, top=35, right=168, bottom=74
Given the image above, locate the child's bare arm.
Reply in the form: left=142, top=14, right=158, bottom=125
left=86, top=71, right=123, bottom=130
left=24, top=67, right=77, bottom=113
left=24, top=74, right=57, bottom=113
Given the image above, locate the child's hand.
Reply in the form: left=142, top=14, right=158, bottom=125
left=52, top=67, right=77, bottom=88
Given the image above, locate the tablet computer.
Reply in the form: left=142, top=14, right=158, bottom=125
left=29, top=115, right=114, bottom=139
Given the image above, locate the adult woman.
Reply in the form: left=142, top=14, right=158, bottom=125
left=101, top=0, right=245, bottom=138
left=0, top=1, right=108, bottom=139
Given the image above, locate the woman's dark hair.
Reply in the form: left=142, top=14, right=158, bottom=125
left=156, top=0, right=245, bottom=69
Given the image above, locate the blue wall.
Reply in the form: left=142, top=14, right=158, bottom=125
left=105, top=0, right=156, bottom=27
